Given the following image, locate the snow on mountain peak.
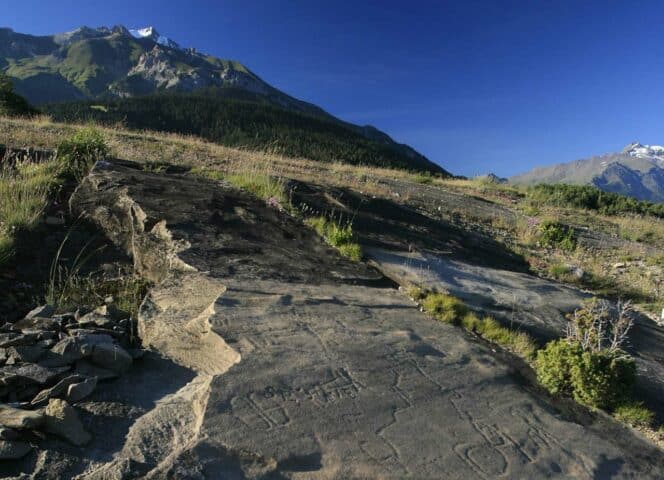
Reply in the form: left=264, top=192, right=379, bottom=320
left=624, top=142, right=664, bottom=161
left=129, top=26, right=180, bottom=49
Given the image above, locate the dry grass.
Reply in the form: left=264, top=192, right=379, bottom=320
left=0, top=115, right=427, bottom=200
left=0, top=157, right=61, bottom=270
left=2, top=115, right=662, bottom=316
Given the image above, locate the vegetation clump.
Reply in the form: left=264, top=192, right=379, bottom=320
left=0, top=73, right=37, bottom=117
left=0, top=158, right=61, bottom=271
left=0, top=129, right=107, bottom=273
left=421, top=293, right=468, bottom=325
left=613, top=403, right=656, bottom=428
left=461, top=312, right=537, bottom=359
left=57, top=127, right=109, bottom=180
left=528, top=183, right=664, bottom=219
left=536, top=298, right=637, bottom=410
left=537, top=220, right=577, bottom=251
left=305, top=216, right=362, bottom=261
left=190, top=166, right=288, bottom=207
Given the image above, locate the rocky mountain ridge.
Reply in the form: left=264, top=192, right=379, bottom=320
left=511, top=142, right=664, bottom=203
left=1, top=25, right=446, bottom=174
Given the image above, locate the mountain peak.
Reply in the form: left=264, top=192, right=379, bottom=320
left=623, top=142, right=664, bottom=160
left=129, top=26, right=180, bottom=49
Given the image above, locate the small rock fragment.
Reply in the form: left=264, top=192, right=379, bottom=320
left=30, top=375, right=86, bottom=407
left=44, top=398, right=91, bottom=446
left=77, top=312, right=114, bottom=329
left=0, top=439, right=32, bottom=460
left=0, top=404, right=44, bottom=429
left=90, top=343, right=132, bottom=373
left=66, top=377, right=97, bottom=403
left=0, top=333, right=38, bottom=348
left=1, top=363, right=69, bottom=386
left=5, top=345, right=45, bottom=363
left=13, top=316, right=61, bottom=332
left=25, top=305, right=54, bottom=320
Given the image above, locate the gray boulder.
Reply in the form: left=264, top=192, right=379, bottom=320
left=0, top=404, right=44, bottom=429
left=44, top=399, right=91, bottom=446
left=30, top=375, right=86, bottom=407
left=90, top=343, right=132, bottom=373
left=1, top=364, right=69, bottom=386
left=5, top=345, right=45, bottom=363
left=66, top=377, right=97, bottom=403
left=0, top=333, right=39, bottom=348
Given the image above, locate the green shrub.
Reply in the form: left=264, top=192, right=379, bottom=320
left=570, top=350, right=635, bottom=409
left=537, top=220, right=577, bottom=251
left=536, top=340, right=582, bottom=397
left=422, top=293, right=467, bottom=325
left=613, top=402, right=655, bottom=428
left=328, top=223, right=353, bottom=246
left=337, top=242, right=362, bottom=261
left=57, top=127, right=108, bottom=180
left=536, top=339, right=635, bottom=409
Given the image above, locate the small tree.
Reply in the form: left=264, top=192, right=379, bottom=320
left=536, top=297, right=637, bottom=410
left=0, top=73, right=36, bottom=117
left=565, top=298, right=634, bottom=353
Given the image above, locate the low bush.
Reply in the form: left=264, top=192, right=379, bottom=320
left=57, top=127, right=108, bottom=180
left=413, top=172, right=433, bottom=184
left=548, top=263, right=570, bottom=278
left=537, top=220, right=576, bottom=251
left=536, top=339, right=635, bottom=409
left=535, top=339, right=581, bottom=397
left=570, top=349, right=635, bottom=409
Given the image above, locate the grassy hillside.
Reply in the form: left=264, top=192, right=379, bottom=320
left=44, top=92, right=448, bottom=173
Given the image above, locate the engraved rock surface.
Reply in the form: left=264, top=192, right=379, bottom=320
left=6, top=159, right=661, bottom=478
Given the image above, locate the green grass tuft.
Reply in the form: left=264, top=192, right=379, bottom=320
left=422, top=293, right=468, bottom=325
left=613, top=403, right=655, bottom=428
left=304, top=216, right=362, bottom=261
left=57, top=127, right=108, bottom=180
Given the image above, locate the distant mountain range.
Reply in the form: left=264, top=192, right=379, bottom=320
left=511, top=143, right=664, bottom=203
left=0, top=25, right=447, bottom=174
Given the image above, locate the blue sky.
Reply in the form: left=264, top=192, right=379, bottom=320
left=5, top=0, right=664, bottom=176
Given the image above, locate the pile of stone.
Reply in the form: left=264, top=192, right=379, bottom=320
left=0, top=303, right=143, bottom=460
